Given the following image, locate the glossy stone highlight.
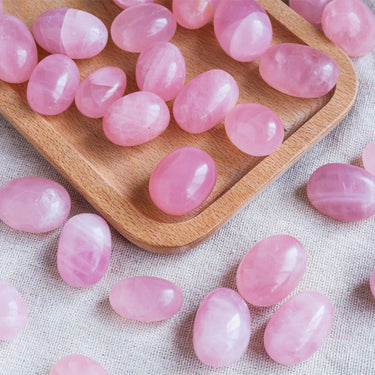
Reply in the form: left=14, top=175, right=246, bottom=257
left=363, top=141, right=375, bottom=176
left=289, top=0, right=333, bottom=29
left=370, top=269, right=375, bottom=299
left=113, top=0, right=155, bottom=9
left=50, top=355, right=108, bottom=375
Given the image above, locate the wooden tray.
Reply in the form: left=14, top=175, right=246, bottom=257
left=0, top=0, right=358, bottom=253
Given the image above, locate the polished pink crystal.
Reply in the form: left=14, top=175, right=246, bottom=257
left=0, top=177, right=71, bottom=233
left=136, top=42, right=186, bottom=101
left=173, top=69, right=239, bottom=134
left=307, top=163, right=375, bottom=221
left=103, top=91, right=170, bottom=146
left=289, top=0, right=333, bottom=29
left=110, top=276, right=183, bottom=322
left=370, top=269, right=375, bottom=299
left=113, top=0, right=155, bottom=9
left=214, top=0, right=272, bottom=62
left=0, top=14, right=38, bottom=83
left=75, top=67, right=127, bottom=118
left=50, top=355, right=108, bottom=375
left=193, top=288, right=251, bottom=367
left=322, top=0, right=375, bottom=57
left=111, top=4, right=177, bottom=53
left=149, top=147, right=217, bottom=215
left=363, top=141, right=375, bottom=176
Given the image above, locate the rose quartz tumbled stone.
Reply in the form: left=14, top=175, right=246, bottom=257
left=136, top=42, right=186, bottom=101
left=193, top=288, right=251, bottom=367
left=50, top=355, right=108, bottom=375
left=289, top=0, right=333, bottom=29
left=111, top=4, right=177, bottom=53
left=264, top=291, right=334, bottom=365
left=113, top=0, right=154, bottom=9
left=363, top=141, right=375, bottom=176
left=307, top=163, right=375, bottom=221
left=110, top=276, right=183, bottom=322
left=0, top=177, right=71, bottom=233
left=370, top=269, right=375, bottom=299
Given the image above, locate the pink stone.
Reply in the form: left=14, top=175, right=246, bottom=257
left=289, top=0, right=333, bottom=29
left=363, top=141, right=375, bottom=176
left=113, top=0, right=155, bottom=9
left=32, top=8, right=108, bottom=59
left=103, top=91, right=170, bottom=146
left=370, top=269, right=375, bottom=299
left=264, top=291, right=334, bottom=365
left=0, top=14, right=38, bottom=83
left=173, top=69, right=239, bottom=134
left=322, top=0, right=375, bottom=57
left=50, top=355, right=108, bottom=375
left=214, top=0, right=272, bottom=62
left=193, top=288, right=251, bottom=367
left=136, top=42, right=186, bottom=101
left=236, top=235, right=307, bottom=307
left=109, top=276, right=183, bottom=322
left=75, top=67, right=127, bottom=118
left=111, top=4, right=177, bottom=53
left=57, top=214, right=111, bottom=288
left=0, top=177, right=71, bottom=233
left=307, top=163, right=375, bottom=221
left=149, top=147, right=217, bottom=215
left=0, top=280, right=28, bottom=341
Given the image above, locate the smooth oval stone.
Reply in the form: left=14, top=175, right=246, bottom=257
left=193, top=288, right=251, bottom=367
left=322, top=0, right=375, bottom=57
left=32, top=8, right=108, bottom=59
left=103, top=91, right=170, bottom=146
left=136, top=42, right=186, bottom=101
left=363, top=141, right=375, bottom=176
left=113, top=0, right=155, bottom=9
left=307, top=163, right=375, bottom=221
left=289, top=0, right=333, bottom=29
left=110, top=276, right=183, bottom=322
left=214, top=0, right=273, bottom=62
left=111, top=4, right=177, bottom=53
left=50, top=355, right=108, bottom=375
left=0, top=14, right=38, bottom=83
left=75, top=67, right=127, bottom=118
left=370, top=269, right=375, bottom=299
left=264, top=291, right=334, bottom=365
left=0, top=177, right=71, bottom=233
left=236, top=235, right=307, bottom=307
left=149, top=147, right=217, bottom=215
left=173, top=69, right=239, bottom=134
left=0, top=280, right=28, bottom=341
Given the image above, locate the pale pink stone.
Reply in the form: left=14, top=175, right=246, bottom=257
left=103, top=91, right=170, bottom=146
left=173, top=69, right=239, bottom=134
left=0, top=14, right=38, bottom=83
left=363, top=141, right=375, bottom=176
left=289, top=0, right=333, bottom=29
left=27, top=54, right=80, bottom=115
left=322, top=0, right=375, bottom=57
left=113, top=0, right=155, bottom=9
left=214, top=0, right=272, bottom=62
left=370, top=269, right=375, bottom=299
left=50, top=355, right=108, bottom=375
left=0, top=177, right=71, bottom=233
left=32, top=8, right=108, bottom=59
left=136, top=42, right=186, bottom=101
left=109, top=276, right=183, bottom=322
left=193, top=288, right=251, bottom=367
left=236, top=235, right=307, bottom=307
left=149, top=147, right=217, bottom=215
left=307, top=163, right=375, bottom=221
left=264, top=291, right=334, bottom=365
left=111, top=4, right=177, bottom=53
left=75, top=67, right=127, bottom=118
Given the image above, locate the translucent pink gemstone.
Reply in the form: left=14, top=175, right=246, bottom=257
left=264, top=291, right=334, bottom=365
left=307, top=163, right=375, bottom=221
left=149, top=147, right=217, bottom=215
left=0, top=177, right=71, bottom=233
left=370, top=269, right=375, bottom=299
left=50, top=355, right=108, bottom=375
left=193, top=288, right=251, bottom=367
left=109, top=276, right=183, bottom=322
left=103, top=91, right=170, bottom=146
left=322, top=0, right=375, bottom=57
left=136, top=42, right=186, bottom=101
left=113, top=0, right=155, bottom=9
left=236, top=235, right=307, bottom=307
left=32, top=8, right=108, bottom=59
left=363, top=141, right=375, bottom=176
left=173, top=69, right=239, bottom=134
left=111, top=4, right=177, bottom=53
left=214, top=0, right=273, bottom=62
left=0, top=14, right=38, bottom=83
left=289, top=0, right=333, bottom=29
left=75, top=67, right=127, bottom=118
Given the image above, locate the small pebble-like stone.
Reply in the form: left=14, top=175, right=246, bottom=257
left=113, top=0, right=154, bottom=8
left=289, top=0, right=333, bottom=29
left=363, top=141, right=375, bottom=176
left=173, top=69, right=239, bottom=133
left=307, top=163, right=375, bottom=221
left=0, top=177, right=71, bottom=233
left=193, top=288, right=251, bottom=367
left=111, top=4, right=177, bottom=53
left=136, top=42, right=186, bottom=101
left=264, top=291, right=334, bottom=365
left=149, top=147, right=217, bottom=215
left=370, top=269, right=375, bottom=299
left=75, top=67, right=127, bottom=118
left=103, top=91, right=170, bottom=146
left=110, top=276, right=183, bottom=322
left=50, top=355, right=108, bottom=375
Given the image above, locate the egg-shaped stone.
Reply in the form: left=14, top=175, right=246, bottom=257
left=113, top=0, right=155, bottom=9
left=289, top=0, right=333, bottom=29
left=363, top=141, right=375, bottom=176
left=50, top=355, right=108, bottom=375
